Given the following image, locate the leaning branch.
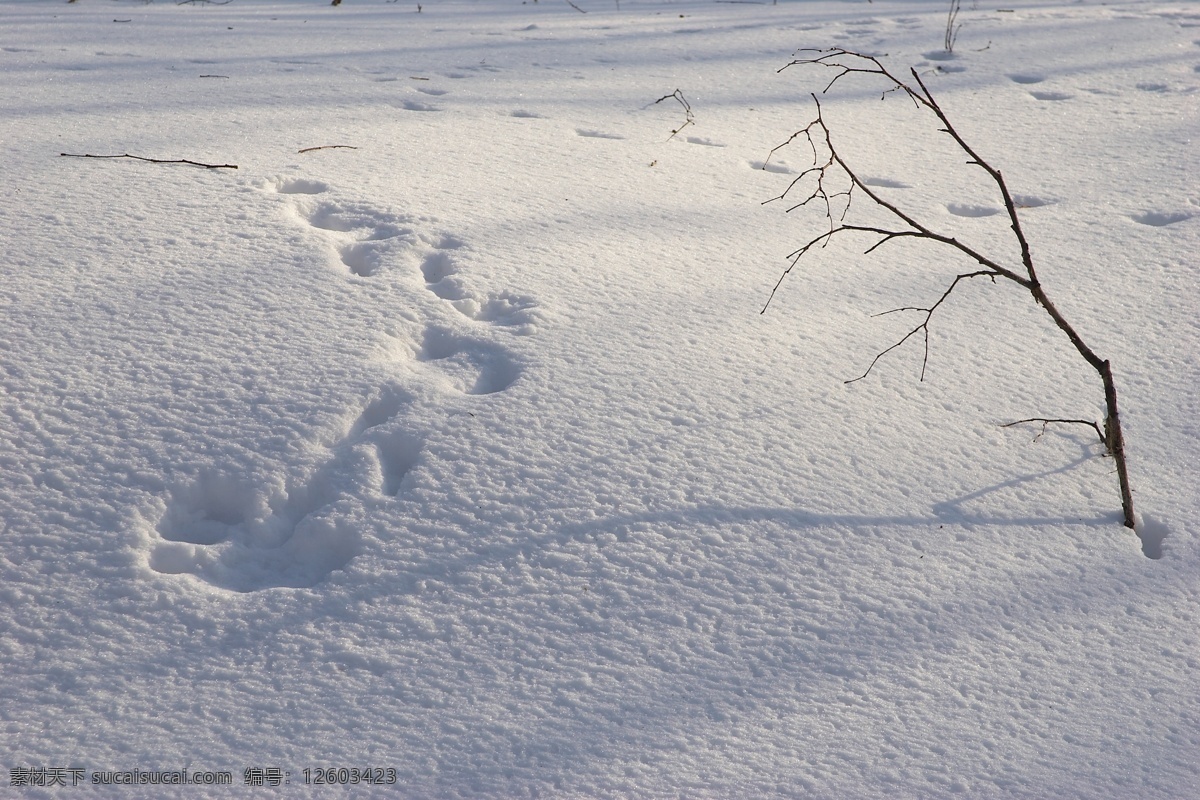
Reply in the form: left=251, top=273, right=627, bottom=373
left=764, top=48, right=1137, bottom=529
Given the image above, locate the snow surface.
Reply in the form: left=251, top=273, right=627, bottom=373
left=1, top=0, right=1198, bottom=796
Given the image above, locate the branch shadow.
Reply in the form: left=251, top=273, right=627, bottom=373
left=931, top=431, right=1110, bottom=525
left=391, top=447, right=1121, bottom=596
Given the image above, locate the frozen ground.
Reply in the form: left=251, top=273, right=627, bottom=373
left=1, top=0, right=1198, bottom=796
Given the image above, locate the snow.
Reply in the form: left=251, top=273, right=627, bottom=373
left=1, top=0, right=1198, bottom=795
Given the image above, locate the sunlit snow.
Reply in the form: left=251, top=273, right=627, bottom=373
left=2, top=0, right=1198, bottom=796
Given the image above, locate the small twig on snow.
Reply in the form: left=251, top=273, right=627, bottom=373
left=944, top=0, right=963, bottom=53
left=653, top=89, right=694, bottom=141
left=298, top=145, right=359, bottom=154
left=60, top=153, right=237, bottom=169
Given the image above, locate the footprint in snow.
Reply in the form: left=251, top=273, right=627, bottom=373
left=576, top=129, right=625, bottom=140
left=273, top=177, right=328, bottom=195
left=1013, top=194, right=1056, bottom=208
left=1131, top=211, right=1192, bottom=226
left=923, top=50, right=958, bottom=62
left=265, top=176, right=541, bottom=329
left=862, top=176, right=911, bottom=189
left=300, top=198, right=420, bottom=277
left=750, top=160, right=794, bottom=174
left=947, top=202, right=1001, bottom=218
left=145, top=179, right=538, bottom=591
left=148, top=388, right=423, bottom=592
left=416, top=327, right=520, bottom=396
left=1008, top=73, right=1045, bottom=84
left=420, top=235, right=540, bottom=331
left=399, top=99, right=440, bottom=112
left=1030, top=90, right=1074, bottom=101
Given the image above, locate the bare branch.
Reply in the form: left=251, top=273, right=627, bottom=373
left=60, top=153, right=237, bottom=169
left=761, top=48, right=1137, bottom=528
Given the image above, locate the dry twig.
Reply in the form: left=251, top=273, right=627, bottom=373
left=60, top=152, right=237, bottom=169
left=653, top=89, right=695, bottom=141
left=298, top=145, right=359, bottom=154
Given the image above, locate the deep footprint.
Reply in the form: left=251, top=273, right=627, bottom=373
left=576, top=129, right=625, bottom=140
left=150, top=390, right=419, bottom=591
left=947, top=203, right=1001, bottom=218
left=296, top=200, right=418, bottom=276
left=751, top=160, right=794, bottom=175
left=418, top=326, right=520, bottom=395
left=306, top=202, right=409, bottom=239
left=1132, top=211, right=1192, bottom=226
left=862, top=176, right=911, bottom=189
left=155, top=472, right=261, bottom=547
left=151, top=467, right=364, bottom=593
left=339, top=242, right=384, bottom=277
left=376, top=430, right=423, bottom=496
left=1030, top=91, right=1073, bottom=101
left=274, top=178, right=328, bottom=195
left=1013, top=194, right=1056, bottom=208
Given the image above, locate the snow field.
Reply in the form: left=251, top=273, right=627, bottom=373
left=1, top=0, right=1198, bottom=796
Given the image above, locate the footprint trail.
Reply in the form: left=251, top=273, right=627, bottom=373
left=144, top=177, right=539, bottom=592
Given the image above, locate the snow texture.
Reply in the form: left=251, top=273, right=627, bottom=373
left=1, top=0, right=1198, bottom=796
